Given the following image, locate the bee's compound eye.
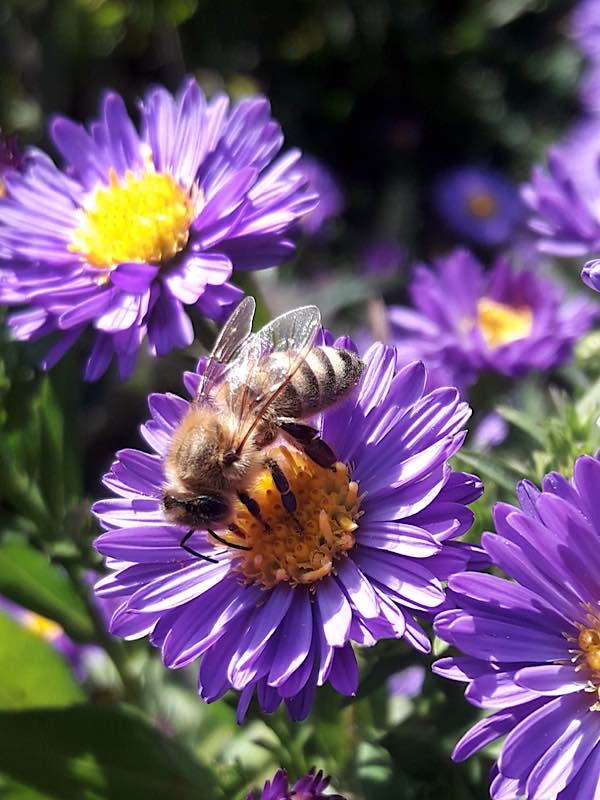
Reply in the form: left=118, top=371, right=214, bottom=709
left=194, top=495, right=230, bottom=521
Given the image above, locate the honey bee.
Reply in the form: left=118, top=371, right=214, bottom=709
left=161, top=297, right=364, bottom=559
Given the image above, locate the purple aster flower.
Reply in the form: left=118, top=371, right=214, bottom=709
left=93, top=334, right=482, bottom=721
left=432, top=167, right=523, bottom=247
left=387, top=249, right=597, bottom=395
left=296, top=156, right=343, bottom=236
left=245, top=768, right=343, bottom=800
left=0, top=131, right=25, bottom=194
left=361, top=240, right=404, bottom=277
left=433, top=455, right=600, bottom=800
left=0, top=79, right=316, bottom=379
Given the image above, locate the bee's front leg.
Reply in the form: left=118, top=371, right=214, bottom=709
left=237, top=491, right=272, bottom=533
left=179, top=529, right=219, bottom=563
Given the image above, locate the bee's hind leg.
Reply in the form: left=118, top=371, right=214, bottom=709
left=278, top=420, right=337, bottom=469
left=264, top=458, right=303, bottom=533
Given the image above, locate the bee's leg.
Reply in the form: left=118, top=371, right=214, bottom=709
left=207, top=528, right=251, bottom=551
left=179, top=529, right=219, bottom=563
left=264, top=458, right=303, bottom=533
left=278, top=420, right=337, bottom=469
left=238, top=491, right=272, bottom=533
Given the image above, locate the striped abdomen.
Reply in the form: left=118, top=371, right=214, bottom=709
left=271, top=346, right=364, bottom=420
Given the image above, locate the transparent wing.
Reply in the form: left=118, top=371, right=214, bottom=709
left=225, top=305, right=322, bottom=450
left=195, top=296, right=256, bottom=404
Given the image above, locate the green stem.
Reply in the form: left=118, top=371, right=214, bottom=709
left=63, top=562, right=142, bottom=705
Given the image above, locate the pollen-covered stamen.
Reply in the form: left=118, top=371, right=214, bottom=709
left=565, top=604, right=600, bottom=710
left=476, top=297, right=533, bottom=350
left=214, top=445, right=362, bottom=588
left=69, top=167, right=201, bottom=269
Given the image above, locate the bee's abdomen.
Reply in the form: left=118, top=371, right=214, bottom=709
left=273, top=346, right=364, bottom=419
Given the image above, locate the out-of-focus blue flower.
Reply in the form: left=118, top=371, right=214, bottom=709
left=434, top=455, right=600, bottom=800
left=93, top=335, right=482, bottom=721
left=0, top=79, right=316, bottom=379
left=471, top=411, right=509, bottom=452
left=361, top=240, right=404, bottom=277
left=433, top=166, right=523, bottom=247
left=388, top=249, right=597, bottom=394
left=296, top=155, right=344, bottom=235
left=245, top=768, right=344, bottom=800
left=387, top=664, right=425, bottom=699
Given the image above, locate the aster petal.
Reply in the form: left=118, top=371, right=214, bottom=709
left=316, top=578, right=352, bottom=648
left=267, top=589, right=313, bottom=687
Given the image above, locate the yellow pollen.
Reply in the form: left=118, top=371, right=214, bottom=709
left=215, top=446, right=362, bottom=589
left=476, top=297, right=533, bottom=350
left=467, top=190, right=496, bottom=218
left=69, top=168, right=199, bottom=269
left=0, top=178, right=5, bottom=198
left=23, top=611, right=63, bottom=642
left=565, top=605, right=600, bottom=711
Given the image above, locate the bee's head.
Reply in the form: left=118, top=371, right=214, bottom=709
left=162, top=492, right=232, bottom=529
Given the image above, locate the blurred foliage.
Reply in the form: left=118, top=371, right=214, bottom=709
left=0, top=1, right=595, bottom=799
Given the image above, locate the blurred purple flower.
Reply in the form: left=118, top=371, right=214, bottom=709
left=434, top=455, right=600, bottom=800
left=471, top=411, right=508, bottom=452
left=245, top=768, right=344, bottom=800
left=362, top=241, right=404, bottom=277
left=0, top=595, right=94, bottom=681
left=0, top=131, right=25, bottom=192
left=572, top=0, right=600, bottom=60
left=0, top=79, right=316, bottom=379
left=522, top=119, right=600, bottom=258
left=387, top=664, right=425, bottom=699
left=93, top=336, right=482, bottom=721
left=388, top=249, right=597, bottom=395
left=296, top=156, right=344, bottom=235
left=433, top=167, right=523, bottom=247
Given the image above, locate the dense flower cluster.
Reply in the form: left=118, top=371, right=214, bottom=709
left=93, top=337, right=482, bottom=720
left=0, top=79, right=316, bottom=379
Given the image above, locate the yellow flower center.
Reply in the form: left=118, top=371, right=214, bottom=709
left=467, top=191, right=496, bottom=218
left=216, top=446, right=362, bottom=588
left=23, top=611, right=63, bottom=642
left=0, top=178, right=6, bottom=198
left=476, top=297, right=533, bottom=350
left=69, top=168, right=199, bottom=269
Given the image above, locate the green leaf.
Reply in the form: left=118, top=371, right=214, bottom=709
left=0, top=612, right=84, bottom=710
left=495, top=405, right=546, bottom=446
left=453, top=450, right=522, bottom=494
left=0, top=541, right=94, bottom=642
left=0, top=705, right=223, bottom=800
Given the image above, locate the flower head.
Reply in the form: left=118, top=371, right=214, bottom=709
left=387, top=249, right=597, bottom=394
left=522, top=120, right=600, bottom=258
left=433, top=167, right=523, bottom=247
left=0, top=79, right=316, bottom=379
left=434, top=455, right=600, bottom=800
left=296, top=156, right=343, bottom=235
left=93, top=334, right=482, bottom=721
left=245, top=768, right=343, bottom=800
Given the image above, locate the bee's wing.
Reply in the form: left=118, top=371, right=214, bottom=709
left=195, top=296, right=256, bottom=404
left=227, top=305, right=322, bottom=450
